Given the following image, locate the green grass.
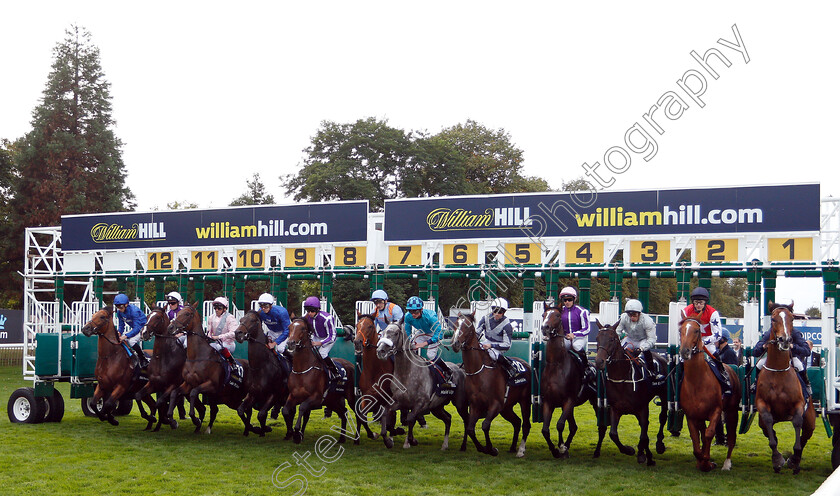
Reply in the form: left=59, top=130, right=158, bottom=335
left=0, top=365, right=835, bottom=495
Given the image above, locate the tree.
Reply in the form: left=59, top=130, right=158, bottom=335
left=0, top=25, right=133, bottom=308
left=804, top=306, right=821, bottom=319
left=230, top=173, right=275, bottom=206
left=282, top=117, right=412, bottom=211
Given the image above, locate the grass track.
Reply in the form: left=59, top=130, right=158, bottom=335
left=0, top=365, right=835, bottom=495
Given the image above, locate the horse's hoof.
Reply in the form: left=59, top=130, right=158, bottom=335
left=108, top=417, right=119, bottom=426
left=647, top=458, right=656, bottom=467
left=293, top=431, right=303, bottom=444
left=656, top=442, right=666, bottom=455
left=338, top=436, right=346, bottom=444
left=637, top=452, right=646, bottom=464
left=264, top=426, right=272, bottom=433
left=384, top=437, right=394, bottom=449
left=722, top=459, right=732, bottom=471
left=205, top=427, right=212, bottom=434
left=551, top=447, right=562, bottom=458
left=169, top=419, right=178, bottom=430
left=593, top=450, right=601, bottom=458
left=516, top=450, right=525, bottom=459
left=460, top=443, right=467, bottom=452
left=488, top=447, right=499, bottom=457
left=392, top=428, right=406, bottom=436
left=558, top=450, right=570, bottom=460
left=409, top=437, right=419, bottom=446
left=621, top=446, right=636, bottom=456
left=283, top=432, right=293, bottom=441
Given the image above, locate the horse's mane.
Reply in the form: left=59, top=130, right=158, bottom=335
left=357, top=313, right=377, bottom=324
left=291, top=316, right=315, bottom=336
left=768, top=302, right=794, bottom=313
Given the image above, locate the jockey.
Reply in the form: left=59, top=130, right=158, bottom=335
left=302, top=296, right=339, bottom=379
left=615, top=299, right=660, bottom=377
left=257, top=293, right=292, bottom=357
left=752, top=301, right=812, bottom=395
left=716, top=328, right=739, bottom=366
left=114, top=293, right=149, bottom=367
left=476, top=297, right=516, bottom=378
left=681, top=287, right=731, bottom=396
left=165, top=291, right=187, bottom=349
left=206, top=296, right=238, bottom=367
left=558, top=286, right=594, bottom=384
left=404, top=296, right=451, bottom=376
left=371, top=289, right=403, bottom=333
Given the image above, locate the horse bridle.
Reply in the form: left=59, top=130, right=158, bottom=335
left=84, top=313, right=122, bottom=346
left=768, top=309, right=793, bottom=351
left=680, top=318, right=705, bottom=357
left=454, top=317, right=485, bottom=352
left=287, top=318, right=315, bottom=351
left=145, top=310, right=176, bottom=340
left=541, top=307, right=567, bottom=340
left=355, top=315, right=379, bottom=350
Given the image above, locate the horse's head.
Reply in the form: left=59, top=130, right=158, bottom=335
left=594, top=319, right=621, bottom=370
left=169, top=302, right=202, bottom=336
left=143, top=307, right=170, bottom=341
left=81, top=307, right=114, bottom=337
left=376, top=321, right=404, bottom=360
left=287, top=317, right=312, bottom=353
left=451, top=312, right=478, bottom=353
left=768, top=300, right=795, bottom=352
left=354, top=313, right=378, bottom=354
left=678, top=318, right=703, bottom=361
left=234, top=310, right=263, bottom=344
left=540, top=303, right=566, bottom=341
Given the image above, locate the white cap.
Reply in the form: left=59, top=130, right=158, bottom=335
left=213, top=296, right=229, bottom=308
left=491, top=297, right=509, bottom=311
left=166, top=291, right=183, bottom=303
left=257, top=293, right=275, bottom=305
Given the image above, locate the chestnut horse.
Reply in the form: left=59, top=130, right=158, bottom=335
left=353, top=314, right=405, bottom=441
left=593, top=320, right=667, bottom=465
left=678, top=317, right=741, bottom=471
left=135, top=307, right=186, bottom=431
left=755, top=302, right=815, bottom=474
left=166, top=303, right=252, bottom=434
left=282, top=317, right=357, bottom=444
left=233, top=310, right=290, bottom=437
left=80, top=307, right=157, bottom=428
left=539, top=304, right=597, bottom=458
left=451, top=312, right=531, bottom=457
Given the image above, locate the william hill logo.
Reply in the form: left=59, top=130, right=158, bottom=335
left=90, top=222, right=166, bottom=243
left=426, top=207, right=532, bottom=231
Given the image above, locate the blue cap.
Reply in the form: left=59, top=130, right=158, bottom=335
left=719, top=327, right=732, bottom=344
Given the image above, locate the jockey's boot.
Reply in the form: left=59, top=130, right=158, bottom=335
left=750, top=367, right=762, bottom=396
left=132, top=343, right=149, bottom=368
left=713, top=355, right=733, bottom=397
left=798, top=368, right=812, bottom=396
left=642, top=349, right=661, bottom=379
left=435, top=357, right=453, bottom=381
left=575, top=348, right=594, bottom=382
left=220, top=347, right=237, bottom=368
left=497, top=354, right=515, bottom=378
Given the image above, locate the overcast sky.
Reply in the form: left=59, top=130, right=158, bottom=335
left=2, top=1, right=838, bottom=310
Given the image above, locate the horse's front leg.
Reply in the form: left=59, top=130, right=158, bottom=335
left=188, top=386, right=208, bottom=433
left=500, top=406, right=522, bottom=455
left=703, top=410, right=721, bottom=471
left=541, top=403, right=562, bottom=458
left=465, top=406, right=485, bottom=453
left=608, top=409, right=635, bottom=457
left=292, top=398, right=314, bottom=444
left=255, top=394, right=276, bottom=437
left=167, top=383, right=188, bottom=429
left=656, top=393, right=668, bottom=454
left=205, top=403, right=219, bottom=434
left=380, top=405, right=396, bottom=449
left=281, top=400, right=296, bottom=441
left=480, top=402, right=502, bottom=456
left=758, top=403, right=783, bottom=472
left=636, top=407, right=654, bottom=466
left=430, top=404, right=452, bottom=451
left=237, top=393, right=258, bottom=436
left=137, top=392, right=157, bottom=431
left=557, top=401, right=578, bottom=457
left=103, top=384, right=126, bottom=426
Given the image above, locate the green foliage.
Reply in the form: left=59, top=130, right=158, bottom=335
left=229, top=172, right=276, bottom=206
left=164, top=200, right=198, bottom=210
left=0, top=25, right=133, bottom=308
left=283, top=117, right=554, bottom=211
left=805, top=306, right=821, bottom=318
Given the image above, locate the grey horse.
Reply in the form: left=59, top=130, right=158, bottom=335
left=376, top=321, right=468, bottom=450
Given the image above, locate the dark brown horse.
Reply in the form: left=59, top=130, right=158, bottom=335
left=234, top=310, right=290, bottom=437
left=80, top=307, right=157, bottom=428
left=166, top=303, right=252, bottom=434
left=678, top=317, right=741, bottom=471
left=352, top=314, right=404, bottom=441
left=135, top=306, right=186, bottom=431
left=282, top=317, right=357, bottom=444
left=593, top=320, right=667, bottom=465
left=755, top=302, right=815, bottom=474
left=451, top=312, right=531, bottom=457
left=539, top=304, right=596, bottom=458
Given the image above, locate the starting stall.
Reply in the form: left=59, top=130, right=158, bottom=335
left=9, top=182, right=840, bottom=468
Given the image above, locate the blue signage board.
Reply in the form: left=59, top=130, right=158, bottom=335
left=61, top=201, right=369, bottom=251
left=0, top=309, right=23, bottom=344
left=384, top=184, right=820, bottom=241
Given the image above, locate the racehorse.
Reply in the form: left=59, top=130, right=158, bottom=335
left=352, top=313, right=406, bottom=440
left=376, top=321, right=468, bottom=450
left=593, top=320, right=667, bottom=465
left=80, top=307, right=157, bottom=428
left=234, top=310, right=291, bottom=438
left=166, top=303, right=252, bottom=434
left=538, top=303, right=597, bottom=458
left=678, top=317, right=741, bottom=471
left=281, top=317, right=357, bottom=444
left=755, top=301, right=815, bottom=474
left=451, top=312, right=531, bottom=457
left=135, top=306, right=186, bottom=431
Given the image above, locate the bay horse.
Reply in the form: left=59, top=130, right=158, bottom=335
left=80, top=307, right=157, bottom=428
left=376, top=321, right=468, bottom=450
left=755, top=301, right=815, bottom=474
left=538, top=303, right=597, bottom=458
left=678, top=317, right=741, bottom=471
left=593, top=320, right=667, bottom=465
left=166, top=303, right=252, bottom=434
left=233, top=310, right=290, bottom=438
left=282, top=317, right=357, bottom=444
left=135, top=306, right=186, bottom=431
left=352, top=313, right=406, bottom=440
left=451, top=312, right=531, bottom=457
